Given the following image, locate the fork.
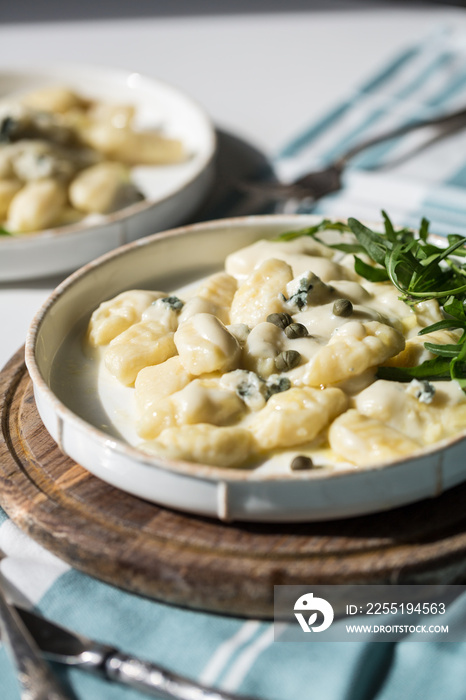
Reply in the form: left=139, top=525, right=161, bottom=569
left=240, top=105, right=466, bottom=202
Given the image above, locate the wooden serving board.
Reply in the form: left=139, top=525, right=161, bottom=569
left=2, top=347, right=466, bottom=618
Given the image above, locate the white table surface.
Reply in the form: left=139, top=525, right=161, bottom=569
left=2, top=5, right=466, bottom=370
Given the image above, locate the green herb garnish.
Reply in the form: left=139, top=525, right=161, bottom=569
left=276, top=211, right=466, bottom=385
left=0, top=226, right=12, bottom=236
left=274, top=219, right=352, bottom=241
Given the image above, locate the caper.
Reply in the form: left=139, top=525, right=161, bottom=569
left=290, top=455, right=314, bottom=471
left=266, top=375, right=291, bottom=398
left=274, top=350, right=301, bottom=372
left=333, top=298, right=353, bottom=317
left=266, top=312, right=292, bottom=329
left=284, top=322, right=309, bottom=339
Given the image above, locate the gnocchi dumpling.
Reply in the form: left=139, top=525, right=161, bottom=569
left=22, top=86, right=88, bottom=113
left=141, top=296, right=184, bottom=332
left=225, top=237, right=334, bottom=280
left=290, top=320, right=405, bottom=387
left=135, top=356, right=191, bottom=413
left=105, top=320, right=176, bottom=386
left=248, top=386, right=348, bottom=450
left=174, top=313, right=241, bottom=375
left=329, top=409, right=422, bottom=466
left=136, top=379, right=244, bottom=439
left=178, top=296, right=229, bottom=325
left=87, top=290, right=165, bottom=346
left=7, top=178, right=67, bottom=232
left=355, top=379, right=466, bottom=445
left=382, top=329, right=461, bottom=368
left=413, top=299, right=444, bottom=327
left=229, top=258, right=293, bottom=326
left=148, top=424, right=256, bottom=468
left=80, top=123, right=185, bottom=165
left=0, top=178, right=22, bottom=218
left=86, top=101, right=135, bottom=129
left=69, top=161, right=142, bottom=214
left=197, top=272, right=238, bottom=310
left=242, top=321, right=284, bottom=378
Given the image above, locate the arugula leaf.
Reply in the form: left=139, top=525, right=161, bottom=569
left=382, top=210, right=397, bottom=243
left=423, top=342, right=466, bottom=357
left=353, top=255, right=389, bottom=282
left=418, top=318, right=466, bottom=334
left=419, top=217, right=430, bottom=243
left=275, top=219, right=351, bottom=241
left=444, top=296, right=466, bottom=321
left=447, top=234, right=466, bottom=257
left=347, top=217, right=389, bottom=266
left=377, top=357, right=457, bottom=382
left=314, top=240, right=365, bottom=254
left=386, top=240, right=423, bottom=294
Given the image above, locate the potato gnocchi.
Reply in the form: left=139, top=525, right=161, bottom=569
left=87, top=232, right=466, bottom=470
left=0, top=85, right=186, bottom=234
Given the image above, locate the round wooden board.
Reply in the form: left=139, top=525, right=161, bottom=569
left=2, top=348, right=466, bottom=618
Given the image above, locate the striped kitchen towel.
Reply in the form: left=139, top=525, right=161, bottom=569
left=274, top=25, right=466, bottom=237
left=2, top=25, right=466, bottom=700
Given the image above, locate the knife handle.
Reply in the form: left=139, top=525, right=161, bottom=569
left=105, top=652, right=258, bottom=700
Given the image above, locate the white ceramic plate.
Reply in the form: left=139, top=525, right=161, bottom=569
left=25, top=214, right=466, bottom=522
left=0, top=65, right=216, bottom=281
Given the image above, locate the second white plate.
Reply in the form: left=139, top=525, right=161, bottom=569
left=0, top=65, right=216, bottom=281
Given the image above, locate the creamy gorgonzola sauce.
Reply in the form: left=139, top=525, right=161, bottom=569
left=84, top=234, right=466, bottom=472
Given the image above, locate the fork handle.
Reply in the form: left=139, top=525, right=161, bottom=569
left=105, top=652, right=258, bottom=700
left=0, top=588, right=71, bottom=700
left=339, top=105, right=466, bottom=166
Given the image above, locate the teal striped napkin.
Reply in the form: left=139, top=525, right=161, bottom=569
left=275, top=26, right=466, bottom=237
left=2, top=26, right=466, bottom=700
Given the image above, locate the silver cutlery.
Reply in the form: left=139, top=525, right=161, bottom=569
left=0, top=584, right=71, bottom=700
left=13, top=605, right=258, bottom=700
left=240, top=104, right=466, bottom=202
